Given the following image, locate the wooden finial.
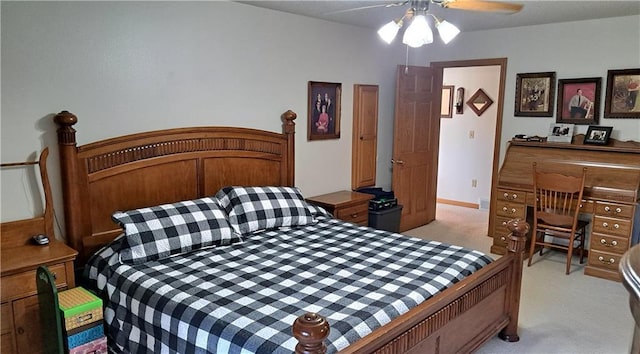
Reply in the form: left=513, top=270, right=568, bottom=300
left=53, top=111, right=78, bottom=127
left=54, top=111, right=78, bottom=145
left=293, top=312, right=329, bottom=354
left=506, top=218, right=529, bottom=253
left=283, top=110, right=297, bottom=134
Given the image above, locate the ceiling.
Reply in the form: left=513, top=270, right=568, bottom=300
left=237, top=1, right=640, bottom=33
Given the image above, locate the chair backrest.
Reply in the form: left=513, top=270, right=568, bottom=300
left=532, top=163, right=587, bottom=228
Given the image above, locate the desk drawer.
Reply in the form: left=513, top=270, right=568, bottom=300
left=335, top=204, right=368, bottom=225
left=497, top=189, right=526, bottom=204
left=588, top=249, right=622, bottom=272
left=496, top=203, right=526, bottom=218
left=592, top=216, right=632, bottom=238
left=595, top=202, right=634, bottom=219
left=1, top=263, right=68, bottom=302
left=590, top=233, right=629, bottom=255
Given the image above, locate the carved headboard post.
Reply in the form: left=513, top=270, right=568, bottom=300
left=282, top=110, right=297, bottom=186
left=53, top=111, right=83, bottom=252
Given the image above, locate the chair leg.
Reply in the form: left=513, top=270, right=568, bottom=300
left=527, top=230, right=538, bottom=267
left=566, top=236, right=575, bottom=275
left=578, top=230, right=585, bottom=264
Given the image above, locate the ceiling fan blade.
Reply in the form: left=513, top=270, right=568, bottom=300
left=322, top=1, right=408, bottom=16
left=441, top=0, right=523, bottom=14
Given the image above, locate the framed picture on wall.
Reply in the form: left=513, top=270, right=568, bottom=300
left=514, top=72, right=555, bottom=117
left=603, top=68, right=640, bottom=118
left=556, top=77, right=601, bottom=125
left=441, top=85, right=454, bottom=118
left=308, top=81, right=341, bottom=140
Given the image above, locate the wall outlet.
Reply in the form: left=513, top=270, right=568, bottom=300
left=469, top=130, right=475, bottom=139
left=472, top=179, right=477, bottom=187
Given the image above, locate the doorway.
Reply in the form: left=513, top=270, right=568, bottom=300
left=431, top=58, right=507, bottom=236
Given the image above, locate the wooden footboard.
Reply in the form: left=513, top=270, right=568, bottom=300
left=293, top=219, right=528, bottom=354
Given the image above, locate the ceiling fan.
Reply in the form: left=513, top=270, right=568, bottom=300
left=345, top=0, right=524, bottom=47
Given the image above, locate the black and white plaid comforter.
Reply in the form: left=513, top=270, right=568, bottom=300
left=86, top=216, right=493, bottom=354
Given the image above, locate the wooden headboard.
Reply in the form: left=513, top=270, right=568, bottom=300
left=54, top=110, right=297, bottom=264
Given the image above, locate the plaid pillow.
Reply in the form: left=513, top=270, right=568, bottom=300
left=215, top=186, right=315, bottom=235
left=112, top=197, right=240, bottom=264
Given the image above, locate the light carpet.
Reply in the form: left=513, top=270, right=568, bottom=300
left=404, top=203, right=633, bottom=354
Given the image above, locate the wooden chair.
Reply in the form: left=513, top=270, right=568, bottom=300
left=36, top=266, right=64, bottom=354
left=527, top=163, right=589, bottom=274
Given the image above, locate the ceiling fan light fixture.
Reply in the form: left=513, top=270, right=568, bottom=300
left=435, top=19, right=460, bottom=44
left=377, top=19, right=403, bottom=44
left=402, top=14, right=433, bottom=48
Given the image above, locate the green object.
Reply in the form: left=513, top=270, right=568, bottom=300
left=58, top=287, right=102, bottom=318
left=36, top=265, right=64, bottom=354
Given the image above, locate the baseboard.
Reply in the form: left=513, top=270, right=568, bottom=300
left=437, top=198, right=479, bottom=209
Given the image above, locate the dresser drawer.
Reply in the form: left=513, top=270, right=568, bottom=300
left=588, top=249, right=622, bottom=272
left=496, top=202, right=526, bottom=218
left=335, top=203, right=369, bottom=225
left=592, top=215, right=632, bottom=238
left=590, top=233, right=629, bottom=255
left=497, top=189, right=526, bottom=204
left=595, top=202, right=634, bottom=219
left=1, top=263, right=68, bottom=302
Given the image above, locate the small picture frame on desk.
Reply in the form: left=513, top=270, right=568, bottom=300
left=547, top=123, right=574, bottom=143
left=584, top=126, right=613, bottom=145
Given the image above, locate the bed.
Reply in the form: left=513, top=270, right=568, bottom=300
left=53, top=109, right=528, bottom=353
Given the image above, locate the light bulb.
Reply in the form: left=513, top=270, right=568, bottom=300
left=402, top=15, right=433, bottom=48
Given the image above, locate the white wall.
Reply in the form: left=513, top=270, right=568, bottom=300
left=405, top=15, right=640, bottom=165
left=438, top=66, right=500, bottom=207
left=1, top=2, right=398, bottom=229
left=2, top=2, right=639, bottom=238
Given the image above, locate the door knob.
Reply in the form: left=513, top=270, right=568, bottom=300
left=391, top=159, right=405, bottom=165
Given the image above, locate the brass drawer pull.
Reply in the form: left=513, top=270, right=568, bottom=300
left=350, top=213, right=359, bottom=219
left=598, top=256, right=615, bottom=265
left=503, top=192, right=518, bottom=200
left=502, top=206, right=516, bottom=214
left=604, top=206, right=624, bottom=214
left=602, top=222, right=608, bottom=228
left=600, top=239, right=618, bottom=247
left=500, top=236, right=507, bottom=244
left=501, top=221, right=507, bottom=226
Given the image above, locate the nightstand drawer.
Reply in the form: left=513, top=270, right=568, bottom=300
left=1, top=263, right=68, bottom=302
left=336, top=204, right=369, bottom=225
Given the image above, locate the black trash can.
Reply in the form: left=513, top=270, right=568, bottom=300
left=369, top=205, right=403, bottom=233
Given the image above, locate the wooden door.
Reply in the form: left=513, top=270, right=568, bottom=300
left=352, top=84, right=379, bottom=189
left=392, top=65, right=442, bottom=231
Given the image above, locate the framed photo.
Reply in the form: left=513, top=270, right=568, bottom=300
left=515, top=72, right=555, bottom=117
left=308, top=81, right=341, bottom=140
left=604, top=68, right=640, bottom=118
left=547, top=123, right=574, bottom=143
left=584, top=126, right=613, bottom=145
left=556, top=77, right=601, bottom=125
left=441, top=85, right=454, bottom=118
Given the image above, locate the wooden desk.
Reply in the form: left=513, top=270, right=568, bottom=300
left=489, top=136, right=640, bottom=281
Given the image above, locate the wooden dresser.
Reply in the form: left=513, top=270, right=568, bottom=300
left=306, top=190, right=373, bottom=226
left=1, top=148, right=78, bottom=353
left=489, top=136, right=640, bottom=281
left=1, top=237, right=77, bottom=354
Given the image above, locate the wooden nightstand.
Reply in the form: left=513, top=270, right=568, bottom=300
left=306, top=190, right=373, bottom=226
left=1, top=241, right=77, bottom=354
